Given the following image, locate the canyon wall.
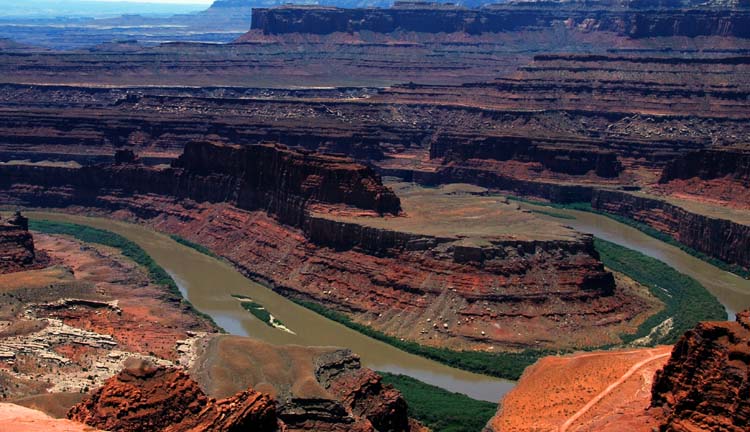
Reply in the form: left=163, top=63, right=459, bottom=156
left=650, top=311, right=750, bottom=432
left=0, top=146, right=653, bottom=352
left=250, top=3, right=750, bottom=38
left=0, top=212, right=38, bottom=274
left=591, top=189, right=750, bottom=270
left=660, top=148, right=750, bottom=185
left=431, top=134, right=623, bottom=178
left=0, top=143, right=400, bottom=226
left=173, top=141, right=401, bottom=216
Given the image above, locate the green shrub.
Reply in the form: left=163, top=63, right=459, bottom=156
left=291, top=298, right=541, bottom=380
left=379, top=372, right=498, bottom=432
left=595, top=238, right=726, bottom=344
left=169, top=234, right=221, bottom=260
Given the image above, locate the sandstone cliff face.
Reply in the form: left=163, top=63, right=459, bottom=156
left=0, top=142, right=400, bottom=226
left=0, top=212, right=39, bottom=274
left=173, top=141, right=401, bottom=217
left=591, top=189, right=750, bottom=270
left=660, top=148, right=750, bottom=185
left=250, top=4, right=750, bottom=38
left=650, top=311, right=750, bottom=432
left=68, top=359, right=280, bottom=432
left=431, top=135, right=622, bottom=178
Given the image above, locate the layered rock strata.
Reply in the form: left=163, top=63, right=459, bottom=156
left=661, top=148, right=750, bottom=185
left=656, top=147, right=750, bottom=208
left=0, top=146, right=653, bottom=352
left=591, top=189, right=750, bottom=270
left=68, top=359, right=281, bottom=432
left=650, top=311, right=750, bottom=432
left=0, top=212, right=39, bottom=274
left=250, top=2, right=750, bottom=39
left=0, top=142, right=400, bottom=225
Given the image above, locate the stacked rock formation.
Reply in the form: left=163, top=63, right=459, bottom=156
left=68, top=359, right=281, bottom=432
left=0, top=144, right=651, bottom=352
left=650, top=311, right=750, bottom=432
left=0, top=211, right=38, bottom=274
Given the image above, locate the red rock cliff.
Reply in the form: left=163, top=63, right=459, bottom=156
left=173, top=141, right=401, bottom=217
left=650, top=311, right=750, bottom=432
left=68, top=359, right=280, bottom=432
left=0, top=142, right=401, bottom=226
left=660, top=148, right=750, bottom=186
left=591, top=189, right=750, bottom=271
left=0, top=211, right=38, bottom=274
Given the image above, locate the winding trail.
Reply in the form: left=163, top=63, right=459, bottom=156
left=558, top=350, right=671, bottom=432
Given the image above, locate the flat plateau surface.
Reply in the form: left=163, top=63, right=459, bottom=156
left=489, top=346, right=673, bottom=432
left=317, top=182, right=581, bottom=243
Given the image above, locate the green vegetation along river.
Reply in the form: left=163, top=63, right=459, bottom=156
left=519, top=203, right=750, bottom=319
left=24, top=211, right=513, bottom=403
left=21, top=203, right=749, bottom=403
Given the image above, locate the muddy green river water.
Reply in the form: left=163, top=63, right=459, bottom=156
left=26, top=212, right=513, bottom=403
left=519, top=205, right=750, bottom=319
left=25, top=205, right=750, bottom=403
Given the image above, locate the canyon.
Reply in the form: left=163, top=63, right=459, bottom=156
left=1, top=0, right=750, bottom=430
left=0, top=143, right=656, bottom=353
left=0, top=213, right=425, bottom=431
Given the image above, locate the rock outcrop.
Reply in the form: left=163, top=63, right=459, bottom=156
left=192, top=336, right=423, bottom=432
left=0, top=141, right=400, bottom=226
left=484, top=312, right=750, bottom=431
left=172, top=141, right=401, bottom=217
left=68, top=359, right=280, bottom=432
left=0, top=211, right=39, bottom=274
left=650, top=311, right=750, bottom=432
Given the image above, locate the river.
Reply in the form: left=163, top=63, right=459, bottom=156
left=517, top=204, right=750, bottom=319
left=25, top=211, right=513, bottom=403
left=24, top=204, right=750, bottom=404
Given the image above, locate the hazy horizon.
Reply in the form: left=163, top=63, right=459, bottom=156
left=0, top=0, right=212, bottom=19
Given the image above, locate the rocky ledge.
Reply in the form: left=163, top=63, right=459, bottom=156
left=68, top=358, right=281, bottom=432
left=484, top=310, right=750, bottom=431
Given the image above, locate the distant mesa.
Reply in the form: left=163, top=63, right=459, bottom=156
left=247, top=0, right=750, bottom=38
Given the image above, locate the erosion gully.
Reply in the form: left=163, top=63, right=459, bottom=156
left=25, top=204, right=750, bottom=403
